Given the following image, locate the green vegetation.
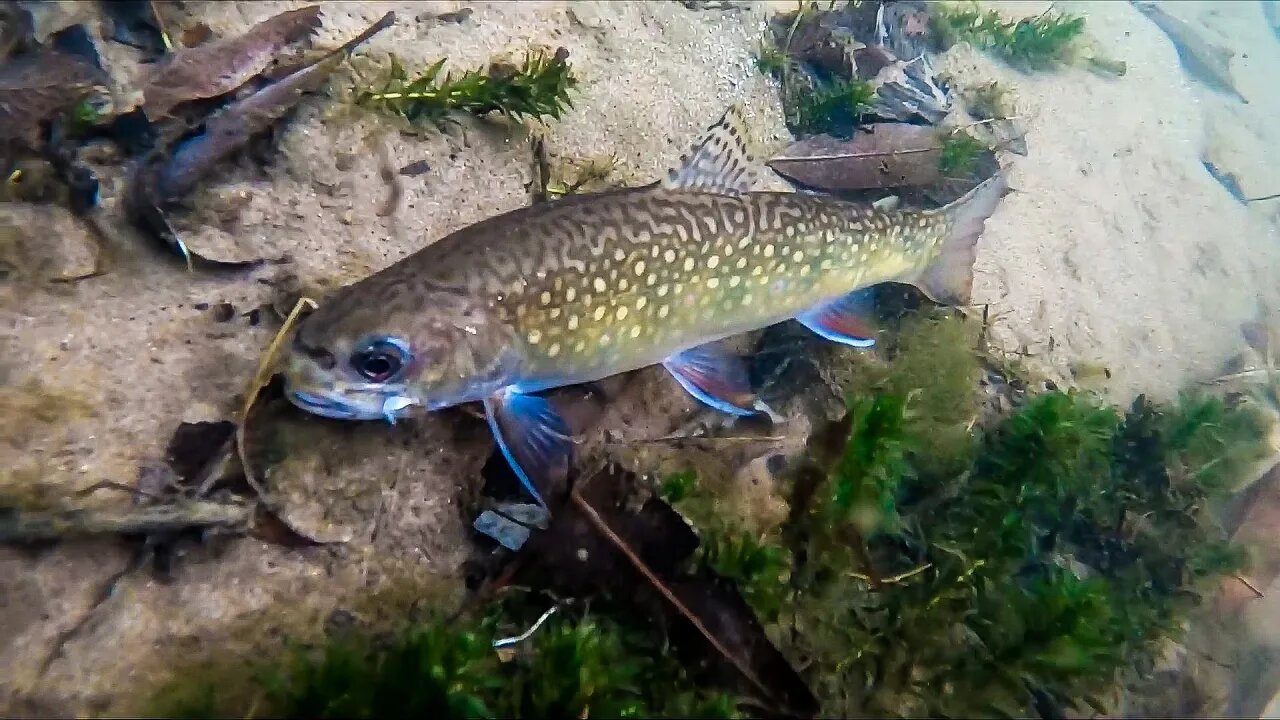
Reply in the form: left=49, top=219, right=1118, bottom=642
left=754, top=26, right=877, bottom=138
left=930, top=3, right=1086, bottom=71
left=141, top=313, right=1271, bottom=719
left=938, top=130, right=988, bottom=177
left=147, top=601, right=739, bottom=719
left=359, top=48, right=578, bottom=126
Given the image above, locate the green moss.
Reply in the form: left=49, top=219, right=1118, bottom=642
left=360, top=48, right=578, bottom=126
left=930, top=2, right=1086, bottom=71
left=144, top=600, right=739, bottom=719
left=789, top=76, right=877, bottom=137
left=938, top=131, right=988, bottom=177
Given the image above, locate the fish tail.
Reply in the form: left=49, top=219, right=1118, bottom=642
left=916, top=170, right=1012, bottom=306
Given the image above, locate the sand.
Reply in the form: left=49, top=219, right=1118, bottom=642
left=1, top=0, right=1279, bottom=714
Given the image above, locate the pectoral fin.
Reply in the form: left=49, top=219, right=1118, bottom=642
left=796, top=288, right=878, bottom=348
left=483, top=390, right=573, bottom=507
left=664, top=344, right=762, bottom=417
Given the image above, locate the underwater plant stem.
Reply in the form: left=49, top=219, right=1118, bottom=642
left=236, top=296, right=318, bottom=508
left=569, top=482, right=779, bottom=707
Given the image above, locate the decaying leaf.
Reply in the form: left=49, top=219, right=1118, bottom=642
left=0, top=48, right=107, bottom=143
left=513, top=464, right=819, bottom=716
left=768, top=124, right=942, bottom=191
left=140, top=4, right=323, bottom=119
left=127, top=12, right=396, bottom=268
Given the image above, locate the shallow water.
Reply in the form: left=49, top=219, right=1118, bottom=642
left=2, top=0, right=1280, bottom=716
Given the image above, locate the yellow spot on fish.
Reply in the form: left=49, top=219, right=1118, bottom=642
left=637, top=297, right=648, bottom=310
left=540, top=291, right=552, bottom=305
left=792, top=250, right=804, bottom=263
left=568, top=315, right=579, bottom=330
left=634, top=261, right=646, bottom=276
left=528, top=329, right=542, bottom=344
left=548, top=342, right=561, bottom=357
left=764, top=244, right=775, bottom=257
left=658, top=305, right=670, bottom=318
left=658, top=285, right=670, bottom=297
left=664, top=249, right=676, bottom=262
left=593, top=306, right=606, bottom=321
left=566, top=287, right=577, bottom=302
left=601, top=333, right=612, bottom=345
left=707, top=278, right=720, bottom=289
left=736, top=257, right=747, bottom=269
left=550, top=308, right=562, bottom=319
left=646, top=273, right=657, bottom=286
left=751, top=266, right=763, bottom=276
left=729, top=276, right=741, bottom=287
left=651, top=245, right=660, bottom=258
left=615, top=248, right=626, bottom=261
left=742, top=293, right=753, bottom=305
left=738, top=237, right=750, bottom=249
left=683, top=257, right=695, bottom=271
left=630, top=326, right=641, bottom=338
left=619, top=278, right=630, bottom=291
left=594, top=277, right=607, bottom=293
left=708, top=256, right=720, bottom=269
left=616, top=306, right=628, bottom=320
left=574, top=340, right=586, bottom=352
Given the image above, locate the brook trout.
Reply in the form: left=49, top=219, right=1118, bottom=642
left=282, top=105, right=1011, bottom=505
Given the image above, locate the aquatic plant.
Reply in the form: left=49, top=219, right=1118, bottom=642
left=930, top=3, right=1086, bottom=71
left=788, top=77, right=877, bottom=137
left=145, top=601, right=739, bottom=719
left=938, top=130, right=988, bottom=177
left=359, top=48, right=578, bottom=126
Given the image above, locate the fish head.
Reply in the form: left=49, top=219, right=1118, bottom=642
left=280, top=281, right=519, bottom=423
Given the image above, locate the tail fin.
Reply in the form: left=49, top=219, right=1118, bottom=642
left=917, top=171, right=1012, bottom=306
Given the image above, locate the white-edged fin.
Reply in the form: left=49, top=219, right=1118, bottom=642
left=483, top=389, right=573, bottom=508
left=663, top=343, right=760, bottom=416
left=660, top=103, right=759, bottom=195
left=917, top=171, right=1012, bottom=306
left=797, top=288, right=879, bottom=348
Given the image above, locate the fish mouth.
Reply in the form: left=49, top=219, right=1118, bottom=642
left=285, top=383, right=419, bottom=424
left=287, top=388, right=379, bottom=421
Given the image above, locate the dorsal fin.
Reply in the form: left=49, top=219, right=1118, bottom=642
left=660, top=103, right=759, bottom=195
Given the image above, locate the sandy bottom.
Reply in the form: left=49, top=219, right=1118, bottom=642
left=2, top=0, right=1280, bottom=714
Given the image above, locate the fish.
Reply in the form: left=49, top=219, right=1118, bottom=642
left=1131, top=1, right=1248, bottom=103
left=280, top=104, right=1011, bottom=506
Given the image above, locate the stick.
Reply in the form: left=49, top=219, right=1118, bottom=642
left=569, top=481, right=780, bottom=709
left=0, top=499, right=251, bottom=543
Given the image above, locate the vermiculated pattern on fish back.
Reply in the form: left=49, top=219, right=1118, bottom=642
left=378, top=187, right=951, bottom=390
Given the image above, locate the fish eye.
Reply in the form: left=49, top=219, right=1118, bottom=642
left=350, top=337, right=410, bottom=383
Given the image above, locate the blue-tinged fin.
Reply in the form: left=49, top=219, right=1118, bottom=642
left=663, top=343, right=761, bottom=417
left=659, top=103, right=759, bottom=195
left=796, top=288, right=878, bottom=348
left=483, top=390, right=573, bottom=508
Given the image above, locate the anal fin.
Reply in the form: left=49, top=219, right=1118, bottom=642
left=659, top=103, right=759, bottom=195
left=796, top=288, right=878, bottom=348
left=484, top=389, right=573, bottom=508
left=664, top=343, right=765, bottom=417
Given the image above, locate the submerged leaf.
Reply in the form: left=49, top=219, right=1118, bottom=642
left=0, top=48, right=107, bottom=143
left=141, top=5, right=323, bottom=119
left=768, top=124, right=942, bottom=191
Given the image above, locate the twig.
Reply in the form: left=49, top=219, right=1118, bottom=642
left=849, top=562, right=932, bottom=585
left=0, top=499, right=252, bottom=543
left=1246, top=192, right=1280, bottom=203
left=1234, top=573, right=1265, bottom=598
left=492, top=604, right=560, bottom=648
left=36, top=545, right=151, bottom=678
left=569, top=479, right=781, bottom=709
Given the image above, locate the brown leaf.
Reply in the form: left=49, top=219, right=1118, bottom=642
left=515, top=464, right=818, bottom=716
left=768, top=124, right=942, bottom=192
left=0, top=49, right=107, bottom=143
left=140, top=5, right=323, bottom=120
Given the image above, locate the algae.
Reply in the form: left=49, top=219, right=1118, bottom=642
left=930, top=3, right=1087, bottom=71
